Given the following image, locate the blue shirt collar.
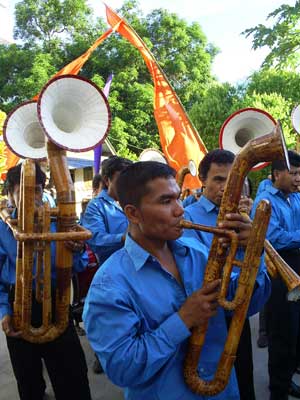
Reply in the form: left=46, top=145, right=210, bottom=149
left=199, top=195, right=219, bottom=213
left=98, top=189, right=123, bottom=210
left=124, top=234, right=188, bottom=271
left=266, top=184, right=290, bottom=200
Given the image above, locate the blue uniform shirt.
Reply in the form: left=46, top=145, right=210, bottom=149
left=82, top=189, right=128, bottom=265
left=0, top=211, right=88, bottom=319
left=256, top=179, right=272, bottom=196
left=182, top=194, right=198, bottom=208
left=251, top=185, right=300, bottom=250
left=184, top=195, right=218, bottom=248
left=83, top=233, right=270, bottom=400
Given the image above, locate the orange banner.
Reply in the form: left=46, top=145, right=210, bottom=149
left=3, top=28, right=114, bottom=177
left=33, top=27, right=113, bottom=99
left=105, top=4, right=206, bottom=189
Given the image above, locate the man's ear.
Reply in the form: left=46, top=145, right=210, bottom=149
left=273, top=170, right=280, bottom=182
left=102, top=176, right=110, bottom=188
left=123, top=204, right=141, bottom=224
left=199, top=175, right=206, bottom=189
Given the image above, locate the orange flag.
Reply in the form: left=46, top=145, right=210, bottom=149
left=105, top=4, right=207, bottom=189
left=33, top=27, right=114, bottom=100
left=3, top=28, right=114, bottom=176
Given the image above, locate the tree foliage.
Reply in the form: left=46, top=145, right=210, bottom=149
left=14, top=0, right=93, bottom=48
left=0, top=0, right=217, bottom=158
left=189, top=83, right=241, bottom=150
left=243, top=2, right=300, bottom=69
left=1, top=0, right=298, bottom=168
left=188, top=78, right=296, bottom=193
left=246, top=68, right=300, bottom=105
left=0, top=110, right=7, bottom=188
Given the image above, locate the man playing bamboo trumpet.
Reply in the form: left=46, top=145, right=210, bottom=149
left=183, top=149, right=255, bottom=400
left=83, top=161, right=270, bottom=400
left=252, top=150, right=300, bottom=400
left=0, top=163, right=91, bottom=400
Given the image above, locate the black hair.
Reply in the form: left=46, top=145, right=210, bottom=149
left=5, top=162, right=46, bottom=194
left=92, top=174, right=102, bottom=191
left=116, top=161, right=176, bottom=209
left=100, top=156, right=133, bottom=180
left=271, top=150, right=300, bottom=182
left=199, top=149, right=235, bottom=180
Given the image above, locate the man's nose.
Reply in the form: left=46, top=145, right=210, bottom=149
left=175, top=200, right=184, bottom=216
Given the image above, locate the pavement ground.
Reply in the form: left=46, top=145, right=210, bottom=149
left=1, top=313, right=299, bottom=399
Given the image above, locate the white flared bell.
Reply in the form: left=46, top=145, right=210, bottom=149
left=3, top=101, right=47, bottom=160
left=291, top=105, right=300, bottom=134
left=138, top=148, right=167, bottom=164
left=219, top=108, right=276, bottom=170
left=188, top=159, right=197, bottom=177
left=38, top=75, right=111, bottom=152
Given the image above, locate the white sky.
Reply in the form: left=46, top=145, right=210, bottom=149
left=1, top=0, right=297, bottom=83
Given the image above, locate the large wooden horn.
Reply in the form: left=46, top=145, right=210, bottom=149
left=183, top=121, right=289, bottom=396
left=219, top=107, right=276, bottom=171
left=0, top=74, right=111, bottom=343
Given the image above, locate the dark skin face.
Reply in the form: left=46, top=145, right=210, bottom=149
left=104, top=171, right=122, bottom=201
left=124, top=177, right=184, bottom=254
left=274, top=165, right=300, bottom=195
left=201, top=162, right=232, bottom=207
left=200, top=161, right=253, bottom=246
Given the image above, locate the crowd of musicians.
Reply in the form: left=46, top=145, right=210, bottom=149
left=1, top=149, right=300, bottom=400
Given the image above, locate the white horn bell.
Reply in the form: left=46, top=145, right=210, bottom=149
left=219, top=107, right=276, bottom=171
left=291, top=105, right=300, bottom=134
left=138, top=148, right=167, bottom=164
left=3, top=100, right=47, bottom=160
left=37, top=75, right=111, bottom=152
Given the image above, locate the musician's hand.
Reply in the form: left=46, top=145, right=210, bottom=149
left=218, top=213, right=252, bottom=247
left=238, top=196, right=253, bottom=215
left=65, top=240, right=86, bottom=253
left=178, top=280, right=220, bottom=329
left=1, top=315, right=22, bottom=338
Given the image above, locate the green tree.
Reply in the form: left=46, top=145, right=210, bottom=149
left=246, top=69, right=300, bottom=105
left=14, top=0, right=93, bottom=48
left=0, top=0, right=217, bottom=158
left=0, top=110, right=7, bottom=186
left=189, top=82, right=242, bottom=150
left=243, top=2, right=300, bottom=69
left=0, top=45, right=56, bottom=112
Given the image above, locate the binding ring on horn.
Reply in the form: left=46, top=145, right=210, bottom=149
left=37, top=74, right=111, bottom=152
left=219, top=107, right=276, bottom=171
left=3, top=100, right=47, bottom=160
